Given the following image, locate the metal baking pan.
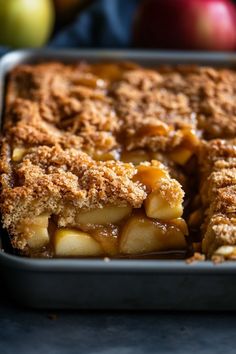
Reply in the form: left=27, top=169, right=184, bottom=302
left=1, top=49, right=236, bottom=310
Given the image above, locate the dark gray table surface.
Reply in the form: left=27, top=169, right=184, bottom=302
left=1, top=290, right=236, bottom=354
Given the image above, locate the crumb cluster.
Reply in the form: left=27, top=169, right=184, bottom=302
left=199, top=139, right=236, bottom=258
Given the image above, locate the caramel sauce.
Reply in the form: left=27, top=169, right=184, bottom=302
left=136, top=122, right=171, bottom=138
left=133, top=164, right=168, bottom=191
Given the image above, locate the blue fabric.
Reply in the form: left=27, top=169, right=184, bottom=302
left=0, top=47, right=8, bottom=56
left=50, top=0, right=140, bottom=48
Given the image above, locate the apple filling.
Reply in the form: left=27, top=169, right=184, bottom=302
left=76, top=206, right=132, bottom=225
left=17, top=211, right=188, bottom=257
left=120, top=214, right=187, bottom=255
left=16, top=214, right=50, bottom=249
left=12, top=147, right=28, bottom=162
left=54, top=229, right=104, bottom=257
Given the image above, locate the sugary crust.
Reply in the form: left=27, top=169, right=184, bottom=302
left=5, top=99, right=84, bottom=149
left=112, top=66, right=236, bottom=150
left=203, top=215, right=236, bottom=258
left=159, top=178, right=184, bottom=207
left=199, top=140, right=236, bottom=258
left=198, top=139, right=236, bottom=176
left=199, top=140, right=236, bottom=202
left=5, top=62, right=120, bottom=154
left=0, top=144, right=147, bottom=233
left=6, top=63, right=236, bottom=157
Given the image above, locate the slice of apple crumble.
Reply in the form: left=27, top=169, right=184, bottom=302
left=0, top=143, right=187, bottom=257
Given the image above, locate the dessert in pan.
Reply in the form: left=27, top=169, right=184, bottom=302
left=0, top=61, right=235, bottom=260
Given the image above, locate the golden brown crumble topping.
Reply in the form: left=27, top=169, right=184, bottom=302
left=1, top=60, right=236, bottom=259
left=198, top=139, right=236, bottom=258
left=0, top=144, right=146, bottom=227
left=5, top=63, right=236, bottom=155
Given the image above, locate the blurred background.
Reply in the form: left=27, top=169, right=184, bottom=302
left=1, top=0, right=236, bottom=52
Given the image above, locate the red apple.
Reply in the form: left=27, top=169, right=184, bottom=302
left=133, top=0, right=236, bottom=51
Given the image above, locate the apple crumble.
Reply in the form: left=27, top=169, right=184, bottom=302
left=0, top=61, right=235, bottom=259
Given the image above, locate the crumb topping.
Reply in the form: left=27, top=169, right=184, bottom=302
left=6, top=63, right=236, bottom=157
left=200, top=139, right=236, bottom=258
left=203, top=215, right=236, bottom=258
left=0, top=145, right=147, bottom=232
left=159, top=178, right=184, bottom=207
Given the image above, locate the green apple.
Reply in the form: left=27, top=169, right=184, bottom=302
left=0, top=0, right=55, bottom=48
